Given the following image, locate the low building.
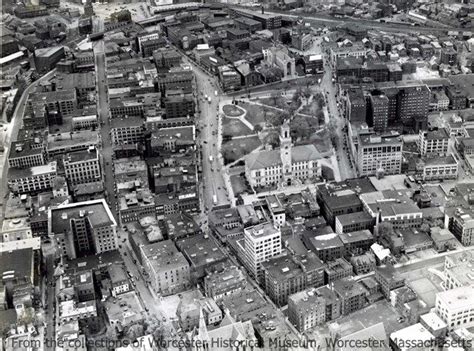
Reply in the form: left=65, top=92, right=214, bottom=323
left=420, top=155, right=458, bottom=181
left=204, top=266, right=246, bottom=301
left=118, top=189, right=156, bottom=224
left=107, top=265, right=130, bottom=297
left=335, top=212, right=374, bottom=234
left=430, top=227, right=457, bottom=252
left=350, top=252, right=376, bottom=275
left=389, top=323, right=436, bottom=351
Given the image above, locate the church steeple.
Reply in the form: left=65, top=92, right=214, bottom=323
left=280, top=120, right=292, bottom=183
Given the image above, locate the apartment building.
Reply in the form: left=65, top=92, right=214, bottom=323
left=63, top=147, right=101, bottom=186
left=288, top=288, right=326, bottom=332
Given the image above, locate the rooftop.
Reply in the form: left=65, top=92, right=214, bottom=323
left=176, top=233, right=227, bottom=269
left=50, top=199, right=116, bottom=234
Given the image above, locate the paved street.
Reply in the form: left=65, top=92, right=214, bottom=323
left=320, top=57, right=356, bottom=180
left=93, top=40, right=119, bottom=221
left=180, top=56, right=231, bottom=211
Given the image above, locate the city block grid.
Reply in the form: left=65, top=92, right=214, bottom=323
left=2, top=0, right=474, bottom=350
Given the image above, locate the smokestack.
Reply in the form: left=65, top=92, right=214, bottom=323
left=374, top=208, right=381, bottom=240
left=261, top=5, right=264, bottom=14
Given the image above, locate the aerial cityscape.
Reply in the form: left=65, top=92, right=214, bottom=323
left=1, top=0, right=474, bottom=350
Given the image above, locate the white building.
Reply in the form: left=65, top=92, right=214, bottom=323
left=435, top=285, right=474, bottom=331
left=356, top=133, right=403, bottom=177
left=245, top=122, right=321, bottom=188
left=418, top=129, right=450, bottom=156
left=421, top=155, right=458, bottom=181
left=8, top=161, right=57, bottom=195
left=240, top=222, right=281, bottom=282
left=63, top=147, right=101, bottom=186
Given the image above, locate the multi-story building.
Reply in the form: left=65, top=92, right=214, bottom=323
left=34, top=46, right=65, bottom=73
left=32, top=89, right=77, bottom=117
left=8, top=162, right=57, bottom=195
left=374, top=265, right=405, bottom=299
left=164, top=89, right=195, bottom=119
left=108, top=265, right=131, bottom=297
left=262, top=253, right=325, bottom=306
left=8, top=139, right=45, bottom=169
left=339, top=230, right=374, bottom=259
left=448, top=208, right=474, bottom=246
left=356, top=133, right=403, bottom=177
left=324, top=257, right=353, bottom=284
left=113, top=157, right=148, bottom=189
left=346, top=88, right=366, bottom=122
left=397, top=83, right=431, bottom=125
left=420, top=155, right=458, bottom=181
left=245, top=122, right=321, bottom=187
left=240, top=222, right=282, bottom=282
left=333, top=278, right=367, bottom=315
left=335, top=212, right=374, bottom=234
left=234, top=17, right=262, bottom=33
left=316, top=178, right=375, bottom=227
left=118, top=189, right=156, bottom=224
left=288, top=288, right=326, bottom=332
left=204, top=266, right=246, bottom=301
left=418, top=129, right=450, bottom=156
left=369, top=94, right=389, bottom=132
left=157, top=70, right=194, bottom=93
left=443, top=252, right=474, bottom=290
left=435, top=286, right=474, bottom=331
left=303, top=232, right=344, bottom=262
left=141, top=240, right=191, bottom=296
left=110, top=117, right=145, bottom=146
left=49, top=199, right=117, bottom=259
left=218, top=65, right=241, bottom=92
left=330, top=44, right=368, bottom=67
left=360, top=190, right=422, bottom=229
left=230, top=8, right=281, bottom=29
left=63, top=147, right=101, bottom=186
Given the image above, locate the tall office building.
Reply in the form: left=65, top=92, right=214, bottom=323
left=49, top=199, right=117, bottom=259
left=63, top=147, right=101, bottom=186
left=356, top=133, right=403, bottom=177
left=241, top=222, right=282, bottom=282
left=369, top=94, right=389, bottom=132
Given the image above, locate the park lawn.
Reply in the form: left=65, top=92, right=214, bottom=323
left=222, top=135, right=261, bottom=164
left=222, top=104, right=245, bottom=117
left=222, top=116, right=253, bottom=137
left=237, top=102, right=270, bottom=126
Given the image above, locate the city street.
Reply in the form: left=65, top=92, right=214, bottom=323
left=320, top=58, right=356, bottom=180
left=93, top=40, right=119, bottom=221
left=180, top=56, right=231, bottom=211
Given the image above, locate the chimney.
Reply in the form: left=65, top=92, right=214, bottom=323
left=374, top=208, right=381, bottom=240
left=261, top=6, right=264, bottom=14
